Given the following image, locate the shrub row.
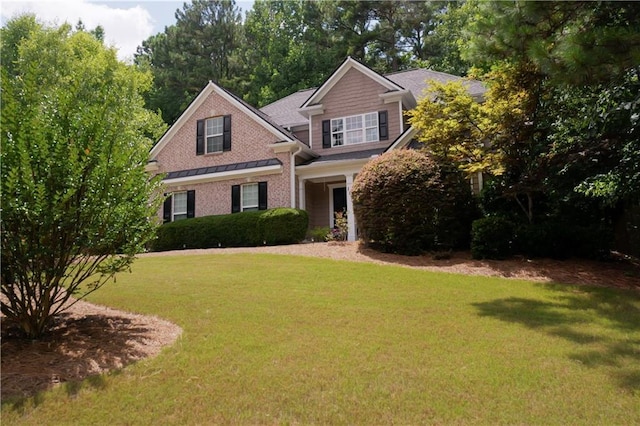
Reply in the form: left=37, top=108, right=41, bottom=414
left=151, top=208, right=308, bottom=252
left=471, top=216, right=612, bottom=260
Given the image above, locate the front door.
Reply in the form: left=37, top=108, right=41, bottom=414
left=332, top=186, right=347, bottom=227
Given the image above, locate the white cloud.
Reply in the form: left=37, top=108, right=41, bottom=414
left=1, top=0, right=154, bottom=62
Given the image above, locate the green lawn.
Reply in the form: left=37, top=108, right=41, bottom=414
left=3, top=253, right=640, bottom=424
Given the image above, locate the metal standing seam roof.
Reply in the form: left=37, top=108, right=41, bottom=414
left=164, top=158, right=282, bottom=180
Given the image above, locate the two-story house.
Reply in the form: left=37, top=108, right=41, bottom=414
left=148, top=57, right=485, bottom=241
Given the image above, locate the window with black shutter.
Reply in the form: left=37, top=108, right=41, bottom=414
left=197, top=115, right=231, bottom=154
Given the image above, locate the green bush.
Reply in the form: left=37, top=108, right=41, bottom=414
left=151, top=208, right=308, bottom=251
left=257, top=208, right=309, bottom=245
left=352, top=150, right=478, bottom=255
left=471, top=216, right=516, bottom=259
left=307, top=227, right=331, bottom=242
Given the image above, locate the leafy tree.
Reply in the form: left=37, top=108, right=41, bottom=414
left=1, top=16, right=166, bottom=339
left=407, top=63, right=545, bottom=223
left=136, top=0, right=243, bottom=123
left=242, top=0, right=337, bottom=107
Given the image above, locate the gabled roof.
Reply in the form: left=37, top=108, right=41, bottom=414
left=260, top=88, right=316, bottom=129
left=262, top=63, right=486, bottom=129
left=299, top=57, right=406, bottom=109
left=386, top=68, right=485, bottom=100
left=150, top=80, right=303, bottom=158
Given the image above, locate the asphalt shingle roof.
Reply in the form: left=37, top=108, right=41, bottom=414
left=260, top=88, right=316, bottom=129
left=260, top=68, right=485, bottom=129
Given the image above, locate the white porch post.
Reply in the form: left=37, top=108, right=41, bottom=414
left=298, top=178, right=306, bottom=210
left=345, top=174, right=356, bottom=242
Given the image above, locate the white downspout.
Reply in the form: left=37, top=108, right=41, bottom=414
left=290, top=145, right=303, bottom=208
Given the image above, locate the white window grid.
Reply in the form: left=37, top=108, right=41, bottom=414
left=173, top=191, right=188, bottom=221
left=241, top=183, right=259, bottom=211
left=330, top=112, right=378, bottom=147
left=206, top=117, right=224, bottom=153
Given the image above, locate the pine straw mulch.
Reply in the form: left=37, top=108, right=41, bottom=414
left=1, top=299, right=182, bottom=402
left=2, top=242, right=639, bottom=402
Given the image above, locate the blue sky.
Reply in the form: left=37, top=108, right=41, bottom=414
left=1, top=0, right=255, bottom=62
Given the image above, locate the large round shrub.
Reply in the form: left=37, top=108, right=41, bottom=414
left=351, top=149, right=477, bottom=255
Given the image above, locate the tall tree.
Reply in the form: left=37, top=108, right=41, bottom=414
left=1, top=16, right=166, bottom=339
left=242, top=0, right=339, bottom=107
left=136, top=0, right=243, bottom=124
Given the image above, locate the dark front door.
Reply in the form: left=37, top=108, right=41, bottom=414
left=333, top=186, right=347, bottom=226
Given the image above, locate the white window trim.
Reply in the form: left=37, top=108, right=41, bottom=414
left=205, top=116, right=224, bottom=154
left=241, top=183, right=259, bottom=212
left=331, top=112, right=379, bottom=147
left=172, top=191, right=188, bottom=221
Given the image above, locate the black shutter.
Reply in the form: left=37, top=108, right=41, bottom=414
left=163, top=195, right=172, bottom=223
left=231, top=185, right=241, bottom=213
left=223, top=115, right=231, bottom=151
left=379, top=110, right=388, bottom=140
left=186, top=190, right=195, bottom=218
left=196, top=119, right=205, bottom=155
left=322, top=119, right=331, bottom=148
left=258, top=182, right=268, bottom=210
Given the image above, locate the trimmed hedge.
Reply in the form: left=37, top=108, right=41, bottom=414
left=151, top=208, right=308, bottom=252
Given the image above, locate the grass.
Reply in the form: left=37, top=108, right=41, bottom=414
left=2, top=253, right=640, bottom=424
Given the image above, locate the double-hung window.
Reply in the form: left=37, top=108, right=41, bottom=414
left=231, top=182, right=267, bottom=213
left=330, top=112, right=379, bottom=146
left=241, top=183, right=259, bottom=211
left=172, top=192, right=188, bottom=221
left=163, top=190, right=195, bottom=223
left=196, top=115, right=231, bottom=155
left=206, top=117, right=224, bottom=153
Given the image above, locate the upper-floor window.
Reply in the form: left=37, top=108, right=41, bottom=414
left=206, top=117, right=224, bottom=153
left=196, top=115, right=231, bottom=155
left=331, top=112, right=379, bottom=146
left=322, top=111, right=387, bottom=149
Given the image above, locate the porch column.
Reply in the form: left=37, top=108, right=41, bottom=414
left=298, top=178, right=306, bottom=210
left=345, top=174, right=356, bottom=242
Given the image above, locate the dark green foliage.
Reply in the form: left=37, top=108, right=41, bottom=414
left=515, top=222, right=612, bottom=260
left=151, top=208, right=308, bottom=251
left=352, top=150, right=478, bottom=256
left=257, top=208, right=309, bottom=246
left=471, top=217, right=516, bottom=260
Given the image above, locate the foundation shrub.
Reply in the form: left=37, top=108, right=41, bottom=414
left=151, top=208, right=308, bottom=251
left=257, top=208, right=309, bottom=245
left=352, top=150, right=477, bottom=255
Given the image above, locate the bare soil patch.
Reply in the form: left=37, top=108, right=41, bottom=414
left=3, top=242, right=638, bottom=402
